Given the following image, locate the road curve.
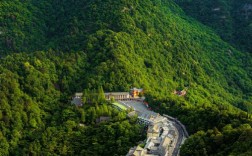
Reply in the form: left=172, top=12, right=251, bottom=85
left=119, top=100, right=188, bottom=156
left=172, top=121, right=184, bottom=156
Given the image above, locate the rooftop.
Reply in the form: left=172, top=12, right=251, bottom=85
left=75, top=92, right=83, bottom=97
left=128, top=114, right=176, bottom=156
left=105, top=92, right=129, bottom=95
left=130, top=88, right=143, bottom=92
left=139, top=113, right=158, bottom=121
left=161, top=137, right=171, bottom=149
left=96, top=116, right=111, bottom=123
left=126, top=146, right=145, bottom=156
left=71, top=97, right=82, bottom=106
left=148, top=124, right=160, bottom=134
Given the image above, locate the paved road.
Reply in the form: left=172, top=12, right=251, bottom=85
left=118, top=100, right=158, bottom=117
left=119, top=100, right=187, bottom=156
left=172, top=122, right=184, bottom=156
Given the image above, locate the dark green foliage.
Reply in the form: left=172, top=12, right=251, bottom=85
left=174, top=0, right=252, bottom=53
left=0, top=51, right=144, bottom=155
left=146, top=93, right=252, bottom=155
left=0, top=0, right=252, bottom=155
left=0, top=0, right=47, bottom=54
left=82, top=87, right=106, bottom=105
left=180, top=125, right=252, bottom=156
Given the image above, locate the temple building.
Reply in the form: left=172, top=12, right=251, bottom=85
left=71, top=92, right=83, bottom=106
left=127, top=115, right=175, bottom=156
left=130, top=88, right=144, bottom=98
left=104, top=92, right=130, bottom=100
left=72, top=87, right=144, bottom=106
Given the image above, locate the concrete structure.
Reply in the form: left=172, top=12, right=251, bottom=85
left=75, top=92, right=83, bottom=98
left=163, top=114, right=189, bottom=138
left=72, top=88, right=144, bottom=106
left=71, top=92, right=131, bottom=106
left=105, top=92, right=130, bottom=100
left=106, top=87, right=144, bottom=100
left=71, top=92, right=83, bottom=106
left=138, top=113, right=158, bottom=125
left=126, top=146, right=149, bottom=156
left=127, top=113, right=175, bottom=156
left=163, top=114, right=188, bottom=156
left=147, top=124, right=161, bottom=138
left=159, top=137, right=172, bottom=156
left=96, top=116, right=110, bottom=123
left=71, top=90, right=187, bottom=156
left=120, top=101, right=187, bottom=156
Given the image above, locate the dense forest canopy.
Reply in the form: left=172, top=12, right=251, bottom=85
left=0, top=0, right=252, bottom=155
left=174, top=0, right=252, bottom=53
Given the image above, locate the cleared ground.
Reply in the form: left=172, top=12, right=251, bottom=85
left=112, top=102, right=128, bottom=110
left=118, top=100, right=158, bottom=117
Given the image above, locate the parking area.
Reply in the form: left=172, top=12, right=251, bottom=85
left=112, top=102, right=128, bottom=110
left=118, top=100, right=158, bottom=117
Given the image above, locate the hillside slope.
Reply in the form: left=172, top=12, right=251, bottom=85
left=0, top=0, right=252, bottom=155
left=0, top=0, right=49, bottom=54
left=67, top=0, right=252, bottom=106
left=174, top=0, right=252, bottom=53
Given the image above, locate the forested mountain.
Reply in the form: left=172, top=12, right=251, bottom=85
left=0, top=0, right=252, bottom=155
left=0, top=0, right=47, bottom=54
left=174, top=0, right=252, bottom=53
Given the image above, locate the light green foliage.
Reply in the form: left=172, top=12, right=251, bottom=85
left=112, top=102, right=128, bottom=111
left=0, top=0, right=252, bottom=155
left=82, top=87, right=106, bottom=104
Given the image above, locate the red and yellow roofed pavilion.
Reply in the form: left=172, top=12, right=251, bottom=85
left=130, top=88, right=144, bottom=98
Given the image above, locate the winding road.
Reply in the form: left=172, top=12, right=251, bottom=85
left=172, top=121, right=184, bottom=156
left=119, top=100, right=187, bottom=156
